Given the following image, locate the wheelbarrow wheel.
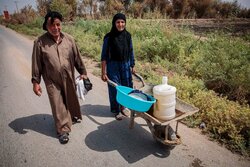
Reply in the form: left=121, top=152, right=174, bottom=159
left=153, top=125, right=181, bottom=146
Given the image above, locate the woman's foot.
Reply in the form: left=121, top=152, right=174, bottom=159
left=58, top=133, right=69, bottom=144
left=115, top=112, right=124, bottom=121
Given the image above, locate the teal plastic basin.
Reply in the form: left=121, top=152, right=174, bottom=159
left=116, top=86, right=156, bottom=112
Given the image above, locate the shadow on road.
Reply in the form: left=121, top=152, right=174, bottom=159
left=80, top=104, right=114, bottom=125
left=8, top=114, right=56, bottom=138
left=81, top=104, right=112, bottom=117
left=82, top=104, right=174, bottom=163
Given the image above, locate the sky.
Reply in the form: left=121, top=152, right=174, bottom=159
left=0, top=0, right=250, bottom=14
left=224, top=0, right=250, bottom=9
left=0, top=0, right=37, bottom=14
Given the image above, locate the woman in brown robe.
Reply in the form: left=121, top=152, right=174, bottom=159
left=31, top=11, right=90, bottom=144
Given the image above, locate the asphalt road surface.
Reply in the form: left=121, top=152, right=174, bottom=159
left=0, top=25, right=249, bottom=167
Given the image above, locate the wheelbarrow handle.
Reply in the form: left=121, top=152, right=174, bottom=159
left=133, top=73, right=145, bottom=87
left=107, top=79, right=118, bottom=87
left=107, top=73, right=145, bottom=88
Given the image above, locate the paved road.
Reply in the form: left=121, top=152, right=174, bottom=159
left=0, top=25, right=249, bottom=167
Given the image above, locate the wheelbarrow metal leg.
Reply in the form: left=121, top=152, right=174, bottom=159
left=129, top=110, right=135, bottom=129
left=175, top=121, right=179, bottom=134
left=165, top=125, right=169, bottom=141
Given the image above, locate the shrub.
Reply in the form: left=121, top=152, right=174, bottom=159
left=187, top=33, right=250, bottom=103
left=191, top=90, right=250, bottom=155
left=169, top=73, right=250, bottom=156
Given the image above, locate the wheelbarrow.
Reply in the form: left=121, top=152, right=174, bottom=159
left=107, top=73, right=156, bottom=112
left=107, top=74, right=199, bottom=146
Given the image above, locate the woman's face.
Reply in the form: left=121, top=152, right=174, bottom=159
left=115, top=19, right=125, bottom=32
left=47, top=18, right=61, bottom=38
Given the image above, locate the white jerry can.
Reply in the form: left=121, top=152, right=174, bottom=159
left=153, top=76, right=176, bottom=121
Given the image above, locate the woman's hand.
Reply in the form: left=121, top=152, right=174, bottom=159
left=33, top=82, right=42, bottom=96
left=101, top=61, right=108, bottom=82
left=101, top=73, right=108, bottom=82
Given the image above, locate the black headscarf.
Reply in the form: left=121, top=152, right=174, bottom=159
left=43, top=11, right=63, bottom=31
left=105, top=13, right=131, bottom=61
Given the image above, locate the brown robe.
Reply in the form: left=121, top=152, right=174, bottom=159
left=31, top=32, right=87, bottom=134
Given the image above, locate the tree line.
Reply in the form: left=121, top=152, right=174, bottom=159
left=35, top=0, right=250, bottom=20
left=3, top=0, right=250, bottom=25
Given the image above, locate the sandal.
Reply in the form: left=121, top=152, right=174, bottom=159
left=72, top=117, right=81, bottom=124
left=58, top=133, right=69, bottom=144
left=115, top=112, right=124, bottom=121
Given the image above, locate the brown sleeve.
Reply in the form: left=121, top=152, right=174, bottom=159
left=72, top=39, right=87, bottom=75
left=31, top=40, right=42, bottom=84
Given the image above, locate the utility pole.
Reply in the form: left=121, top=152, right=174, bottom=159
left=14, top=1, right=19, bottom=13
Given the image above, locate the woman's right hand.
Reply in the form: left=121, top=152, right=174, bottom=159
left=101, top=74, right=108, bottom=82
left=33, top=82, right=42, bottom=96
left=101, top=61, right=108, bottom=82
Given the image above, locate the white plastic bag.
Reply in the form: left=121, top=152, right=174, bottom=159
left=75, top=77, right=88, bottom=101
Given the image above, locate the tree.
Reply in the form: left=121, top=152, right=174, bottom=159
left=187, top=0, right=213, bottom=18
left=146, top=0, right=171, bottom=16
left=172, top=0, right=187, bottom=19
left=36, top=0, right=50, bottom=16
left=130, top=2, right=144, bottom=18
left=216, top=1, right=241, bottom=18
left=122, top=0, right=133, bottom=11
left=82, top=0, right=95, bottom=17
left=104, top=0, right=125, bottom=16
left=36, top=0, right=77, bottom=20
left=11, top=5, right=37, bottom=24
left=65, top=0, right=77, bottom=17
left=78, top=0, right=102, bottom=18
left=50, top=0, right=72, bottom=20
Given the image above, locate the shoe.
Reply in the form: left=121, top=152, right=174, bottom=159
left=115, top=112, right=124, bottom=121
left=58, top=133, right=69, bottom=144
left=72, top=117, right=80, bottom=124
